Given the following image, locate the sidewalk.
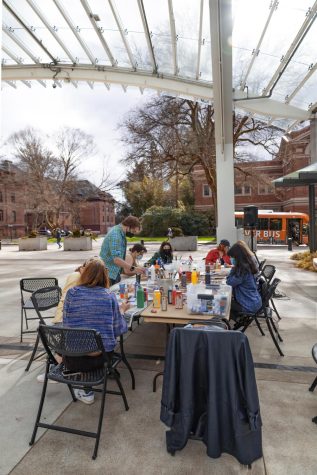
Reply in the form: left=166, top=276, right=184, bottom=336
left=0, top=244, right=316, bottom=474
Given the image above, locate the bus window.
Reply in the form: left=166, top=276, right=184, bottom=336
left=235, top=217, right=243, bottom=228
left=269, top=218, right=282, bottom=230
left=303, top=223, right=309, bottom=236
left=258, top=218, right=269, bottom=230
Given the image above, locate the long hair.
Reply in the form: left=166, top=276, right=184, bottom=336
left=236, top=240, right=254, bottom=257
left=79, top=258, right=109, bottom=288
left=159, top=241, right=173, bottom=254
left=227, top=243, right=258, bottom=275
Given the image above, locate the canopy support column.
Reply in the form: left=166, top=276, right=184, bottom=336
left=209, top=0, right=236, bottom=244
left=309, top=113, right=317, bottom=251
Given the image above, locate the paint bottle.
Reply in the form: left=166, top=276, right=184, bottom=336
left=136, top=286, right=145, bottom=308
left=191, top=268, right=198, bottom=285
left=153, top=289, right=161, bottom=308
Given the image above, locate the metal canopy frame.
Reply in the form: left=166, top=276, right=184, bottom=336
left=1, top=0, right=317, bottom=127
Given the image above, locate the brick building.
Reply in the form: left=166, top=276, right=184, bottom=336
left=0, top=161, right=115, bottom=238
left=193, top=125, right=311, bottom=214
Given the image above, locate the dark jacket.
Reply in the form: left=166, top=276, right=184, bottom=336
left=160, top=328, right=262, bottom=465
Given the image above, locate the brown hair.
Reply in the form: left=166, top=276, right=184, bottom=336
left=79, top=258, right=109, bottom=288
left=122, top=216, right=141, bottom=228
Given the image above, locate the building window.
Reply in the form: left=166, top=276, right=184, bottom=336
left=235, top=184, right=243, bottom=195
left=244, top=184, right=251, bottom=195
left=0, top=191, right=3, bottom=202
left=203, top=184, right=212, bottom=197
left=258, top=184, right=267, bottom=195
left=0, top=210, right=3, bottom=221
left=11, top=194, right=15, bottom=203
left=12, top=211, right=16, bottom=223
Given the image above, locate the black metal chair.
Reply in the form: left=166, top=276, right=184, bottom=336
left=260, top=265, right=281, bottom=320
left=30, top=325, right=129, bottom=460
left=25, top=286, right=61, bottom=371
left=20, top=278, right=58, bottom=342
left=258, top=259, right=266, bottom=272
left=309, top=343, right=317, bottom=392
left=233, top=278, right=284, bottom=356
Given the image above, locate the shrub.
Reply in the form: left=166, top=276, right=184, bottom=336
left=171, top=227, right=183, bottom=237
left=141, top=206, right=212, bottom=237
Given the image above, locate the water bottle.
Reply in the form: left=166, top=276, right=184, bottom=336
left=136, top=286, right=145, bottom=308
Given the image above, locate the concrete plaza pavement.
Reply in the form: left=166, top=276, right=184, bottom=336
left=0, top=239, right=317, bottom=474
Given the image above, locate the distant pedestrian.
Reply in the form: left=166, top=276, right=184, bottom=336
left=167, top=227, right=173, bottom=240
left=55, top=228, right=62, bottom=249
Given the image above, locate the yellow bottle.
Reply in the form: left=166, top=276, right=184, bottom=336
left=191, top=269, right=198, bottom=285
left=153, top=289, right=161, bottom=308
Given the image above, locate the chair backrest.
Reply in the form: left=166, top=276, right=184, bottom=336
left=31, top=286, right=61, bottom=323
left=258, top=259, right=266, bottom=272
left=260, top=264, right=276, bottom=283
left=38, top=324, right=106, bottom=359
left=261, top=278, right=281, bottom=308
left=20, top=278, right=58, bottom=295
left=188, top=318, right=231, bottom=330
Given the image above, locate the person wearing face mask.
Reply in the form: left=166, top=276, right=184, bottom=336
left=100, top=216, right=146, bottom=286
left=121, top=243, right=147, bottom=278
left=226, top=242, right=262, bottom=323
left=146, top=241, right=173, bottom=266
left=205, top=239, right=231, bottom=266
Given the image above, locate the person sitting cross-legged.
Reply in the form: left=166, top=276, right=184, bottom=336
left=62, top=257, right=129, bottom=404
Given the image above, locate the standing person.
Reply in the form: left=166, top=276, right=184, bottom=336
left=205, top=239, right=231, bottom=266
left=167, top=227, right=173, bottom=240
left=55, top=228, right=62, bottom=249
left=99, top=216, right=146, bottom=286
left=226, top=243, right=262, bottom=323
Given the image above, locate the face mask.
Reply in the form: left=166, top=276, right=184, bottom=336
left=136, top=254, right=143, bottom=261
left=230, top=257, right=236, bottom=266
left=163, top=249, right=171, bottom=255
left=126, top=231, right=134, bottom=238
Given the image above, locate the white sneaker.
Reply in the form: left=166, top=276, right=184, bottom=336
left=74, top=389, right=95, bottom=405
left=37, top=372, right=58, bottom=383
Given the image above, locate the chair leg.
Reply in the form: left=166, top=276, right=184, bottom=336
left=111, top=369, right=129, bottom=411
left=25, top=333, right=40, bottom=371
left=270, top=317, right=283, bottom=342
left=265, top=318, right=284, bottom=356
left=240, top=318, right=253, bottom=333
left=309, top=376, right=317, bottom=392
left=29, top=361, right=50, bottom=445
left=271, top=298, right=281, bottom=320
left=153, top=371, right=164, bottom=393
left=254, top=317, right=265, bottom=336
left=20, top=308, right=24, bottom=343
left=68, top=384, right=77, bottom=402
left=92, top=377, right=108, bottom=460
left=120, top=336, right=135, bottom=390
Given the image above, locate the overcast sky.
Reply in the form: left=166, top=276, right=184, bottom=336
left=0, top=82, right=152, bottom=201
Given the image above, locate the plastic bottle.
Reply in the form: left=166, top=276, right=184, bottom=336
left=205, top=264, right=211, bottom=285
left=153, top=289, right=161, bottom=308
left=150, top=265, right=156, bottom=281
left=181, top=271, right=187, bottom=288
left=215, top=259, right=221, bottom=270
left=136, top=286, right=145, bottom=308
left=191, top=268, right=198, bottom=285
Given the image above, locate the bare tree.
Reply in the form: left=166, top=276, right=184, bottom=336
left=120, top=96, right=283, bottom=219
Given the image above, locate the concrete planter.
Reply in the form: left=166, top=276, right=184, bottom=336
left=19, top=236, right=47, bottom=251
left=170, top=236, right=197, bottom=251
left=63, top=236, right=92, bottom=251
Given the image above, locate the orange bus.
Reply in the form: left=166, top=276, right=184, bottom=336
left=235, top=210, right=309, bottom=245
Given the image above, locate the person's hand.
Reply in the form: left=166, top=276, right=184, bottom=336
left=135, top=266, right=146, bottom=275
left=120, top=301, right=130, bottom=314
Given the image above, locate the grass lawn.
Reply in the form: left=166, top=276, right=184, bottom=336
left=127, top=236, right=216, bottom=243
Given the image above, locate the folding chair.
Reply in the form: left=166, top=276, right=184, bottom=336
left=258, top=259, right=266, bottom=272
left=309, top=343, right=317, bottom=392
left=25, top=286, right=61, bottom=371
left=20, top=278, right=58, bottom=342
left=260, top=265, right=281, bottom=320
left=30, top=325, right=129, bottom=460
left=233, top=278, right=284, bottom=356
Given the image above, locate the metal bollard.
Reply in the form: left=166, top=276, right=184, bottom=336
left=287, top=237, right=293, bottom=251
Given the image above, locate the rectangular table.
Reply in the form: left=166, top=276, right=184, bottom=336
left=141, top=302, right=231, bottom=325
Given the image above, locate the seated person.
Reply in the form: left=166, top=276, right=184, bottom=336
left=62, top=258, right=129, bottom=404
left=146, top=241, right=173, bottom=266
left=52, top=257, right=97, bottom=324
left=205, top=239, right=231, bottom=266
left=226, top=243, right=262, bottom=323
left=236, top=240, right=260, bottom=277
left=121, top=243, right=147, bottom=278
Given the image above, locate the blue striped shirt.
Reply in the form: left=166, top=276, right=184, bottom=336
left=99, top=224, right=127, bottom=280
left=63, top=286, right=127, bottom=352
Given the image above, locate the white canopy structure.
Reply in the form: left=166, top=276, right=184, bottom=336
left=2, top=0, right=317, bottom=242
